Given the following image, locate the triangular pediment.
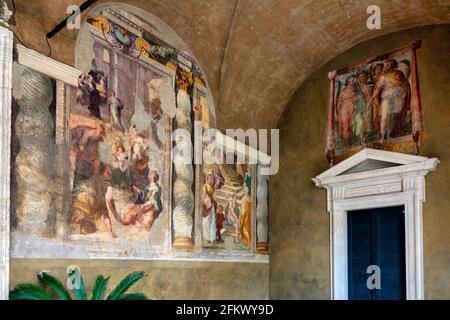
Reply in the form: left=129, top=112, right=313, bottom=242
left=312, top=148, right=438, bottom=186
left=340, top=159, right=401, bottom=175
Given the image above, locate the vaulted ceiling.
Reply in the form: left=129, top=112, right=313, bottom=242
left=11, top=0, right=450, bottom=129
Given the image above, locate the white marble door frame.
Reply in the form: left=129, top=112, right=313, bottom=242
left=332, top=191, right=417, bottom=299
left=313, top=148, right=439, bottom=300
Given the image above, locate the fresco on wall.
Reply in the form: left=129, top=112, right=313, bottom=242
left=10, top=6, right=267, bottom=261
left=202, top=164, right=254, bottom=251
left=326, top=41, right=425, bottom=164
left=87, top=15, right=174, bottom=62
left=86, top=11, right=206, bottom=84
left=68, top=40, right=170, bottom=245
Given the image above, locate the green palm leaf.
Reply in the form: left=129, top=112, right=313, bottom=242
left=9, top=284, right=53, bottom=300
left=38, top=272, right=72, bottom=300
left=91, top=275, right=110, bottom=300
left=106, top=271, right=146, bottom=300
left=116, top=292, right=149, bottom=300
left=67, top=268, right=87, bottom=300
left=10, top=268, right=149, bottom=301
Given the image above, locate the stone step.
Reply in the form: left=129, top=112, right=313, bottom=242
left=207, top=164, right=246, bottom=208
left=225, top=179, right=241, bottom=186
left=222, top=171, right=238, bottom=179
left=215, top=189, right=241, bottom=199
left=220, top=165, right=240, bottom=177
left=215, top=185, right=243, bottom=194
left=214, top=190, right=235, bottom=200
left=222, top=168, right=239, bottom=175
left=221, top=184, right=242, bottom=191
left=215, top=191, right=244, bottom=203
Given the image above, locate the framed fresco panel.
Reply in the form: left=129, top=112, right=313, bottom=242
left=200, top=163, right=257, bottom=255
left=10, top=41, right=175, bottom=260
left=60, top=41, right=174, bottom=258
left=326, top=41, right=424, bottom=165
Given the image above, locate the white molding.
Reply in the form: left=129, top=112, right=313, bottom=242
left=16, top=44, right=81, bottom=87
left=313, top=148, right=439, bottom=300
left=314, top=158, right=438, bottom=187
left=313, top=148, right=436, bottom=186
left=0, top=26, right=13, bottom=300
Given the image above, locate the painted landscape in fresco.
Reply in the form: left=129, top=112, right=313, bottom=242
left=69, top=40, right=168, bottom=244
left=202, top=164, right=253, bottom=251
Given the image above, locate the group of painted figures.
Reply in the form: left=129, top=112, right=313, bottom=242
left=202, top=166, right=253, bottom=248
left=71, top=66, right=163, bottom=238
left=336, top=58, right=412, bottom=148
left=76, top=60, right=127, bottom=132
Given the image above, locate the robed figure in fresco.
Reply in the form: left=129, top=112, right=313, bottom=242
left=212, top=165, right=225, bottom=189
left=371, top=59, right=411, bottom=142
left=354, top=71, right=374, bottom=143
left=76, top=60, right=108, bottom=120
left=226, top=194, right=240, bottom=243
left=202, top=174, right=217, bottom=243
left=123, top=171, right=162, bottom=230
left=215, top=204, right=226, bottom=243
left=108, top=91, right=125, bottom=133
left=70, top=124, right=116, bottom=236
left=239, top=186, right=252, bottom=248
left=104, top=139, right=131, bottom=229
left=336, top=76, right=358, bottom=147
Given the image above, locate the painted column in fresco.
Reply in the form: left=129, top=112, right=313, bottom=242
left=172, top=70, right=195, bottom=247
left=14, top=66, right=54, bottom=236
left=112, top=51, right=119, bottom=94
left=54, top=81, right=71, bottom=240
left=256, top=165, right=269, bottom=254
left=0, top=24, right=13, bottom=300
left=192, top=78, right=203, bottom=248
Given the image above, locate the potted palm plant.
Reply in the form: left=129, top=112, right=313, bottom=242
left=9, top=268, right=150, bottom=300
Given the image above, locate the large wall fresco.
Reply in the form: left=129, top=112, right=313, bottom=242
left=9, top=6, right=269, bottom=261
left=326, top=42, right=425, bottom=164
left=68, top=40, right=171, bottom=248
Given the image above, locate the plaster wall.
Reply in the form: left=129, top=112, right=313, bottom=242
left=270, top=24, right=450, bottom=300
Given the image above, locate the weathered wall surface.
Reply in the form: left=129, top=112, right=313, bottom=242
left=270, top=24, right=450, bottom=299
left=10, top=259, right=269, bottom=299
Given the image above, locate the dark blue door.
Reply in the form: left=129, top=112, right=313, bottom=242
left=347, top=206, right=406, bottom=300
